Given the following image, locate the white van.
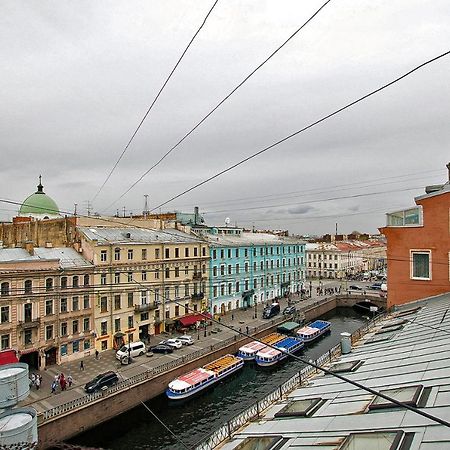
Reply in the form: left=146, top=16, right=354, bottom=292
left=116, top=341, right=146, bottom=360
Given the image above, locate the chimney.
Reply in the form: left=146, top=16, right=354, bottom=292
left=194, top=206, right=199, bottom=225
left=24, top=241, right=34, bottom=256
left=447, top=162, right=450, bottom=183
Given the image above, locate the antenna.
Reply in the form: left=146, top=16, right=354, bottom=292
left=85, top=200, right=92, bottom=217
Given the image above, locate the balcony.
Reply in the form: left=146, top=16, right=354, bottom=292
left=18, top=318, right=40, bottom=329
left=191, top=292, right=204, bottom=301
left=386, top=206, right=422, bottom=227
left=134, top=302, right=158, bottom=313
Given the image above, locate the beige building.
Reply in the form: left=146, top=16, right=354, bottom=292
left=0, top=245, right=94, bottom=369
left=77, top=227, right=209, bottom=352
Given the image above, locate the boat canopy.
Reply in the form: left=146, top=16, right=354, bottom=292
left=277, top=321, right=301, bottom=334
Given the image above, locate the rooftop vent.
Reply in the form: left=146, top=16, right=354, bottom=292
left=425, top=184, right=443, bottom=194
left=125, top=232, right=131, bottom=239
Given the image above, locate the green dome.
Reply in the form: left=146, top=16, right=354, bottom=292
left=19, top=177, right=59, bottom=217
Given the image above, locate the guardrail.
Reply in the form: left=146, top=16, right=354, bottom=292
left=193, top=312, right=386, bottom=450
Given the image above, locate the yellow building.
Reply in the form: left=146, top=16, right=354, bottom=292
left=77, top=227, right=209, bottom=352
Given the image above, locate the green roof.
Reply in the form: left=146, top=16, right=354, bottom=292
left=19, top=178, right=59, bottom=216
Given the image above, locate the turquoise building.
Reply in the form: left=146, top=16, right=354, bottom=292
left=196, top=226, right=306, bottom=315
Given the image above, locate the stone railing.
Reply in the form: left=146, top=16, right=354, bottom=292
left=193, top=313, right=386, bottom=450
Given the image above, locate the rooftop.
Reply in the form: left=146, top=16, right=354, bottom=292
left=218, top=292, right=450, bottom=450
left=204, top=231, right=305, bottom=247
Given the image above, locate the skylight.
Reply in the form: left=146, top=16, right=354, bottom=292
left=339, top=431, right=406, bottom=450
left=234, top=436, right=287, bottom=450
left=369, top=385, right=423, bottom=410
left=329, top=360, right=363, bottom=373
left=274, top=397, right=323, bottom=418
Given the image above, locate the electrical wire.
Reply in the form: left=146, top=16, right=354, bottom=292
left=148, top=50, right=450, bottom=212
left=91, top=0, right=220, bottom=203
left=103, top=0, right=334, bottom=211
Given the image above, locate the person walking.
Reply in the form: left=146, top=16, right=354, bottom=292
left=95, top=349, right=99, bottom=360
left=67, top=374, right=73, bottom=388
left=51, top=380, right=57, bottom=394
left=80, top=360, right=84, bottom=371
left=35, top=376, right=41, bottom=390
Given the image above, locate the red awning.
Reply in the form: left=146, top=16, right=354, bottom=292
left=0, top=350, right=19, bottom=365
left=178, top=313, right=211, bottom=327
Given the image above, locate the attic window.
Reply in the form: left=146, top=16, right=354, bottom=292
left=234, top=436, right=287, bottom=450
left=274, top=397, right=323, bottom=418
left=369, top=385, right=423, bottom=411
left=339, top=431, right=407, bottom=450
left=376, top=325, right=403, bottom=334
left=329, top=360, right=363, bottom=373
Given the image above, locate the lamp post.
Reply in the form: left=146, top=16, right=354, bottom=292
left=254, top=295, right=257, bottom=319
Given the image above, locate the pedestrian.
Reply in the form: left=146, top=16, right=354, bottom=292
left=31, top=373, right=36, bottom=388
left=51, top=380, right=57, bottom=394
left=231, top=314, right=234, bottom=321
left=95, top=349, right=99, bottom=360
left=67, top=374, right=73, bottom=388
left=59, top=373, right=66, bottom=391
left=80, top=360, right=84, bottom=371
left=35, top=376, right=41, bottom=390
left=38, top=374, right=43, bottom=388
left=218, top=316, right=221, bottom=323
left=246, top=326, right=249, bottom=334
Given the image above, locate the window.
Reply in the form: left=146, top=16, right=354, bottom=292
left=72, top=340, right=80, bottom=353
left=60, top=298, right=67, bottom=313
left=212, top=249, right=217, bottom=259
left=185, top=248, right=189, bottom=257
left=220, top=285, right=225, bottom=296
left=24, top=279, right=32, bottom=293
left=275, top=398, right=324, bottom=418
left=100, top=321, right=107, bottom=335
left=101, top=273, right=107, bottom=285
left=128, top=292, right=134, bottom=307
left=72, top=276, right=79, bottom=288
left=83, top=317, right=90, bottom=332
left=1, top=334, right=10, bottom=350
left=128, top=249, right=133, bottom=260
left=84, top=340, right=91, bottom=350
left=245, top=262, right=249, bottom=273
left=165, top=309, right=170, bottom=319
left=228, top=265, right=232, bottom=275
left=128, top=315, right=133, bottom=328
left=100, top=250, right=107, bottom=262
left=236, top=264, right=240, bottom=274
left=235, top=248, right=239, bottom=258
left=213, top=266, right=217, bottom=277
left=100, top=296, right=108, bottom=313
left=228, top=282, right=232, bottom=295
left=174, top=285, right=180, bottom=298
left=128, top=272, right=133, bottom=282
left=175, top=305, right=180, bottom=316
left=202, top=247, right=206, bottom=256
left=101, top=341, right=107, bottom=350
left=114, top=295, right=121, bottom=310
left=114, top=247, right=121, bottom=261
left=184, top=284, right=189, bottom=296
left=45, top=300, right=53, bottom=315
left=174, top=247, right=179, bottom=258
left=142, top=271, right=147, bottom=281
left=184, top=303, right=189, bottom=314
left=83, top=295, right=90, bottom=309
left=61, top=322, right=68, bottom=336
left=220, top=265, right=225, bottom=276
left=46, top=325, right=53, bottom=340
left=154, top=289, right=160, bottom=303
left=141, top=312, right=149, bottom=321
left=165, top=268, right=170, bottom=278
left=46, top=278, right=53, bottom=291
left=339, top=431, right=407, bottom=450
left=84, top=274, right=90, bottom=286
left=411, top=251, right=431, bottom=279
left=115, top=272, right=120, bottom=284
left=175, top=267, right=179, bottom=277
left=60, top=344, right=68, bottom=356
left=184, top=266, right=189, bottom=275
left=0, top=306, right=9, bottom=323
left=369, top=385, right=423, bottom=410
left=165, top=248, right=170, bottom=258
left=235, top=281, right=240, bottom=293
left=194, top=247, right=198, bottom=257
left=202, top=264, right=206, bottom=274
left=155, top=248, right=160, bottom=259
left=244, top=248, right=248, bottom=258
left=155, top=268, right=160, bottom=279
left=213, top=286, right=218, bottom=297
left=72, top=296, right=79, bottom=311
left=142, top=248, right=147, bottom=260
left=0, top=282, right=9, bottom=296
left=141, top=291, right=147, bottom=304
left=227, top=248, right=232, bottom=258
left=72, top=320, right=79, bottom=334
left=114, top=318, right=120, bottom=333
left=165, top=287, right=170, bottom=301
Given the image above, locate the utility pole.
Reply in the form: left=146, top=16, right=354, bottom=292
left=74, top=203, right=78, bottom=217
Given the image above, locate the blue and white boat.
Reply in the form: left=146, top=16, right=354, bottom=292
left=255, top=337, right=304, bottom=367
left=166, top=354, right=243, bottom=400
left=297, top=320, right=331, bottom=343
left=237, top=333, right=285, bottom=361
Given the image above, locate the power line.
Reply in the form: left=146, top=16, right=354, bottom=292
left=91, top=0, right=220, bottom=203
left=148, top=50, right=450, bottom=212
left=103, top=0, right=334, bottom=212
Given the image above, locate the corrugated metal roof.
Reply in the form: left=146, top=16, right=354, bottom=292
left=78, top=227, right=206, bottom=245
left=219, top=293, right=450, bottom=449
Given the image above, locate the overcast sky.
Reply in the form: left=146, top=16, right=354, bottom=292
left=1, top=0, right=449, bottom=235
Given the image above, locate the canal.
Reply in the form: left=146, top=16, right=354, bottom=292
left=71, top=307, right=367, bottom=450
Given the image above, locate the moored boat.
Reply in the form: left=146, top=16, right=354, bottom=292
left=297, top=320, right=331, bottom=343
left=255, top=336, right=304, bottom=367
left=237, top=333, right=285, bottom=360
left=166, top=354, right=243, bottom=400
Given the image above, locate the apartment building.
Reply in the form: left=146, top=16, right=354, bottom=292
left=77, top=227, right=209, bottom=352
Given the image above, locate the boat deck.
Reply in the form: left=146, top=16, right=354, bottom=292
left=179, top=368, right=214, bottom=385
left=239, top=341, right=267, bottom=353
left=261, top=333, right=285, bottom=345
left=275, top=337, right=303, bottom=350
left=203, top=354, right=242, bottom=373
left=297, top=325, right=320, bottom=337
left=309, top=320, right=330, bottom=330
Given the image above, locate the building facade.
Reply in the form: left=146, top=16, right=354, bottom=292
left=380, top=166, right=450, bottom=307
left=0, top=246, right=94, bottom=369
left=78, top=227, right=209, bottom=352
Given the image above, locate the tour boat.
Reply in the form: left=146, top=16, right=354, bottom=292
left=296, top=320, right=331, bottom=343
left=255, top=336, right=304, bottom=367
left=166, top=354, right=244, bottom=400
left=237, top=333, right=285, bottom=361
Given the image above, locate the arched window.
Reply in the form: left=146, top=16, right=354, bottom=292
left=83, top=274, right=90, bottom=286
left=1, top=282, right=9, bottom=296
left=24, top=280, right=32, bottom=294
left=114, top=247, right=121, bottom=261
left=60, top=276, right=67, bottom=289
left=72, top=276, right=79, bottom=288
left=46, top=278, right=53, bottom=291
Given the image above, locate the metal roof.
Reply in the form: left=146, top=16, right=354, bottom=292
left=218, top=292, right=450, bottom=449
left=78, top=227, right=206, bottom=245
left=204, top=232, right=304, bottom=247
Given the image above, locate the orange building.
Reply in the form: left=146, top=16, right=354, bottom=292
left=380, top=164, right=450, bottom=307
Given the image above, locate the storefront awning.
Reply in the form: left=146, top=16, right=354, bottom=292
left=178, top=313, right=211, bottom=327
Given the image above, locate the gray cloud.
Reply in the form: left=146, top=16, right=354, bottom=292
left=287, top=205, right=315, bottom=215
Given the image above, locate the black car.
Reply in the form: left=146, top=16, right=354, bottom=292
left=150, top=344, right=174, bottom=354
left=283, top=305, right=296, bottom=315
left=370, top=282, right=382, bottom=290
left=84, top=371, right=119, bottom=394
left=349, top=285, right=363, bottom=291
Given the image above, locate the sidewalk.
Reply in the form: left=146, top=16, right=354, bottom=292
left=21, top=283, right=340, bottom=412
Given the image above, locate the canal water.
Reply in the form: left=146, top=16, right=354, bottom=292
left=71, top=307, right=366, bottom=450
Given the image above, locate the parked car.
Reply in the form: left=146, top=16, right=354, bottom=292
left=283, top=305, right=296, bottom=315
left=115, top=341, right=146, bottom=361
left=84, top=371, right=119, bottom=394
left=150, top=344, right=174, bottom=354
left=263, top=302, right=280, bottom=319
left=370, top=282, right=383, bottom=290
left=349, top=285, right=363, bottom=291
left=162, top=338, right=183, bottom=349
left=177, top=335, right=194, bottom=346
